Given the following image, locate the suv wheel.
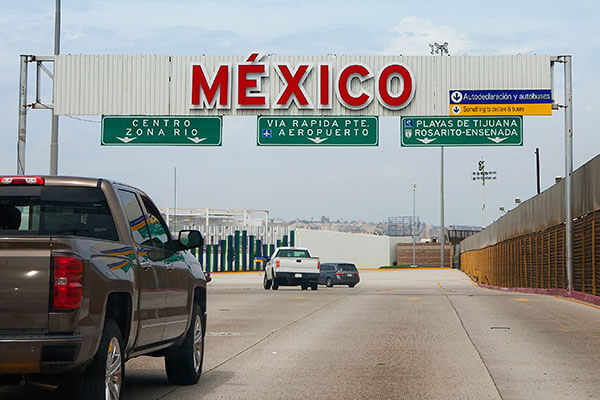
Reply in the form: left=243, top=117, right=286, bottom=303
left=71, top=319, right=123, bottom=400
left=263, top=273, right=272, bottom=290
left=325, top=277, right=334, bottom=288
left=165, top=302, right=204, bottom=385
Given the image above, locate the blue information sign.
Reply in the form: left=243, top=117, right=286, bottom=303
left=449, top=89, right=552, bottom=116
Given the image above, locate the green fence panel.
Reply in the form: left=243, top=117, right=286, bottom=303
left=227, top=235, right=234, bottom=271
left=248, top=235, right=255, bottom=271
left=205, top=246, right=212, bottom=273
left=242, top=230, right=248, bottom=271
left=213, top=244, right=219, bottom=273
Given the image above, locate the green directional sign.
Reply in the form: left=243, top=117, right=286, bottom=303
left=401, top=116, right=523, bottom=147
left=257, top=116, right=378, bottom=146
left=101, top=115, right=222, bottom=146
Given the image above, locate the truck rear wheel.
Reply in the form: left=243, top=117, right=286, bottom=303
left=272, top=277, right=279, bottom=290
left=263, top=273, right=272, bottom=290
left=71, top=319, right=124, bottom=400
left=165, top=302, right=204, bottom=385
left=310, top=282, right=318, bottom=290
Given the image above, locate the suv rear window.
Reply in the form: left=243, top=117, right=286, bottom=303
left=339, top=264, right=357, bottom=272
left=0, top=186, right=118, bottom=241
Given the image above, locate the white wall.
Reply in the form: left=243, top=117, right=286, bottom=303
left=295, top=229, right=412, bottom=268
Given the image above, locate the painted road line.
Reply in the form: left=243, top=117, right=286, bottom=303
left=365, top=267, right=453, bottom=270
left=437, top=282, right=456, bottom=293
left=407, top=297, right=421, bottom=301
left=211, top=271, right=263, bottom=274
left=554, top=296, right=600, bottom=310
left=514, top=298, right=531, bottom=302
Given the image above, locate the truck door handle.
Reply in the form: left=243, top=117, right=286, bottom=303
left=296, top=259, right=302, bottom=263
left=166, top=262, right=174, bottom=271
left=140, top=260, right=152, bottom=270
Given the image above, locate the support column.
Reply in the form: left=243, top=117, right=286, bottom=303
left=17, top=55, right=28, bottom=175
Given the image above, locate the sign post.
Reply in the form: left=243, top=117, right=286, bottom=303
left=401, top=116, right=523, bottom=147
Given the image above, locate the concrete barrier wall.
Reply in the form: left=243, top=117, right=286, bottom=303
left=295, top=229, right=411, bottom=268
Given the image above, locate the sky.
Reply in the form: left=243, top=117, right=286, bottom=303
left=0, top=0, right=599, bottom=227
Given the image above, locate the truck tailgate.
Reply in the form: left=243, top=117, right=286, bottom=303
left=279, top=258, right=319, bottom=273
left=0, top=239, right=52, bottom=330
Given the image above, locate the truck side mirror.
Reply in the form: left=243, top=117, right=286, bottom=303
left=178, top=230, right=204, bottom=249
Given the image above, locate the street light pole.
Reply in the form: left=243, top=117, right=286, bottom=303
left=49, top=0, right=60, bottom=175
left=411, top=183, right=417, bottom=267
left=472, top=160, right=497, bottom=228
left=430, top=41, right=449, bottom=267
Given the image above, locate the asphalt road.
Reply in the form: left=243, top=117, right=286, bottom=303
left=2, top=269, right=600, bottom=399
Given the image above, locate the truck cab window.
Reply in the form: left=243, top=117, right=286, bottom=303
left=117, top=190, right=151, bottom=245
left=141, top=196, right=170, bottom=249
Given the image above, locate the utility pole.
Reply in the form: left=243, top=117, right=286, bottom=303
left=49, top=0, right=61, bottom=175
left=430, top=41, right=449, bottom=267
left=535, top=148, right=541, bottom=194
left=472, top=160, right=497, bottom=228
left=560, top=55, right=574, bottom=293
left=173, top=166, right=177, bottom=231
left=411, top=183, right=417, bottom=267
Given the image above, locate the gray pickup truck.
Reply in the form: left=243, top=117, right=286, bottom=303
left=0, top=176, right=208, bottom=400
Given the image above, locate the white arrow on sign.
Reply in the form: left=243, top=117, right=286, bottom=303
left=488, top=137, right=508, bottom=144
left=417, top=138, right=436, bottom=145
left=187, top=137, right=207, bottom=144
left=116, top=137, right=137, bottom=143
left=451, top=91, right=463, bottom=103
left=307, top=137, right=328, bottom=144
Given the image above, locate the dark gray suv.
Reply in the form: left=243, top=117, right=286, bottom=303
left=319, top=263, right=360, bottom=288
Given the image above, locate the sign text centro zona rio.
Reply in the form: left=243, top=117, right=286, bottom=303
left=257, top=116, right=378, bottom=146
left=101, top=116, right=222, bottom=146
left=191, top=53, right=415, bottom=111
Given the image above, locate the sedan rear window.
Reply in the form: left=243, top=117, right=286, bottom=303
left=0, top=186, right=118, bottom=241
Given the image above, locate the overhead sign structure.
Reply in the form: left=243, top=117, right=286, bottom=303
left=401, top=116, right=523, bottom=147
left=257, top=116, right=378, bottom=146
left=101, top=116, right=222, bottom=146
left=449, top=89, right=552, bottom=116
left=54, top=54, right=552, bottom=117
